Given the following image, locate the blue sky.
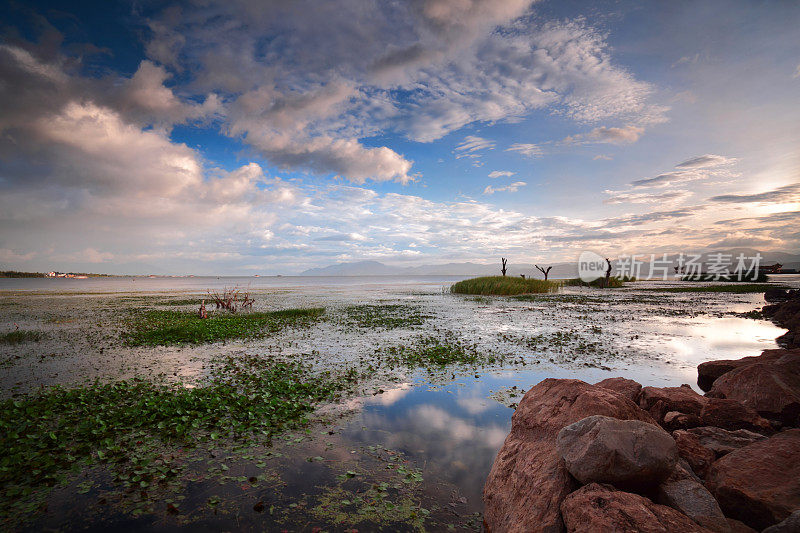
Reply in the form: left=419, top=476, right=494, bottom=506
left=0, top=0, right=798, bottom=274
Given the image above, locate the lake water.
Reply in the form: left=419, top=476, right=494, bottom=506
left=1, top=275, right=797, bottom=531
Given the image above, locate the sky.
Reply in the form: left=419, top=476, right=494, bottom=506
left=0, top=0, right=798, bottom=275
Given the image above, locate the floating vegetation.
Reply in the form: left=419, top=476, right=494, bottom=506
left=124, top=307, right=325, bottom=345
left=0, top=353, right=364, bottom=525
left=343, top=303, right=432, bottom=329
left=383, top=334, right=503, bottom=368
left=450, top=276, right=559, bottom=296
left=0, top=329, right=44, bottom=344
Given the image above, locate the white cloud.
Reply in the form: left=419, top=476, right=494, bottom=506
left=506, top=143, right=543, bottom=158
left=564, top=125, right=644, bottom=145
left=593, top=154, right=612, bottom=160
left=603, top=189, right=692, bottom=205
left=488, top=170, right=515, bottom=178
left=631, top=154, right=738, bottom=188
left=454, top=135, right=496, bottom=159
left=484, top=181, right=526, bottom=194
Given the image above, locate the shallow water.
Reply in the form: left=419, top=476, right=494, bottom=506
left=1, top=275, right=797, bottom=531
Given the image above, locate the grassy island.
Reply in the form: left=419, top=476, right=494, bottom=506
left=450, top=276, right=559, bottom=296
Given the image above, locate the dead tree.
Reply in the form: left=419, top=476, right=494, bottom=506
left=520, top=274, right=526, bottom=279
left=604, top=258, right=612, bottom=288
left=534, top=265, right=553, bottom=281
left=501, top=257, right=508, bottom=277
left=198, top=299, right=207, bottom=319
left=207, top=286, right=255, bottom=313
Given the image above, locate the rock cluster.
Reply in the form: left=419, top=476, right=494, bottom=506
left=483, top=347, right=800, bottom=532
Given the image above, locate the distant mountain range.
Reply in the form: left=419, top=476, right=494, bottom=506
left=300, top=249, right=800, bottom=277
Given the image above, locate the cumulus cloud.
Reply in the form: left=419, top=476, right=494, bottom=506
left=506, top=143, right=543, bottom=158
left=488, top=170, right=515, bottom=178
left=484, top=181, right=526, bottom=194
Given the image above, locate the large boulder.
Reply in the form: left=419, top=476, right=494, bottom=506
left=639, top=385, right=708, bottom=425
left=673, top=430, right=716, bottom=478
left=697, top=349, right=787, bottom=392
left=657, top=478, right=729, bottom=532
left=685, top=426, right=767, bottom=456
left=705, top=429, right=800, bottom=530
left=595, top=377, right=643, bottom=404
left=706, top=349, right=800, bottom=427
left=560, top=483, right=713, bottom=533
left=699, top=398, right=773, bottom=433
left=557, top=415, right=677, bottom=490
left=483, top=379, right=654, bottom=533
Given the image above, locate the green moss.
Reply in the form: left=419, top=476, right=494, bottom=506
left=124, top=307, right=324, bottom=345
left=450, top=276, right=559, bottom=296
left=0, top=330, right=44, bottom=344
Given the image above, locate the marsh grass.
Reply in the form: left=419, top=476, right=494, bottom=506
left=450, top=276, right=558, bottom=296
left=0, top=353, right=363, bottom=521
left=561, top=276, right=632, bottom=288
left=651, top=284, right=782, bottom=293
left=0, top=330, right=44, bottom=344
left=124, top=308, right=324, bottom=346
left=343, top=304, right=432, bottom=329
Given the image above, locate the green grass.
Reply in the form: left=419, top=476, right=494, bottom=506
left=0, top=353, right=364, bottom=518
left=124, top=308, right=324, bottom=346
left=649, top=284, right=782, bottom=293
left=450, top=276, right=559, bottom=296
left=0, top=330, right=44, bottom=344
left=343, top=304, right=432, bottom=329
left=561, top=276, right=632, bottom=288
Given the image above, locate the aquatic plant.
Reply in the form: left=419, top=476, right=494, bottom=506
left=383, top=335, right=502, bottom=368
left=0, top=330, right=44, bottom=344
left=561, top=276, right=631, bottom=288
left=0, top=353, right=364, bottom=522
left=450, top=276, right=559, bottom=296
left=124, top=307, right=324, bottom=345
left=343, top=304, right=432, bottom=329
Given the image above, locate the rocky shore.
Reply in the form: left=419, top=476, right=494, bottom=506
left=483, top=291, right=800, bottom=533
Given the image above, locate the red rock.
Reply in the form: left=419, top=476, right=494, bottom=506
left=685, top=426, right=767, bottom=456
left=706, top=429, right=800, bottom=530
left=560, top=483, right=713, bottom=533
left=697, top=350, right=787, bottom=392
left=726, top=518, right=757, bottom=533
left=557, top=415, right=677, bottom=490
left=483, top=379, right=654, bottom=533
left=664, top=411, right=703, bottom=430
left=595, top=377, right=643, bottom=403
left=699, top=398, right=773, bottom=433
left=639, top=385, right=708, bottom=425
left=657, top=478, right=729, bottom=532
left=706, top=350, right=800, bottom=426
left=673, top=430, right=716, bottom=478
